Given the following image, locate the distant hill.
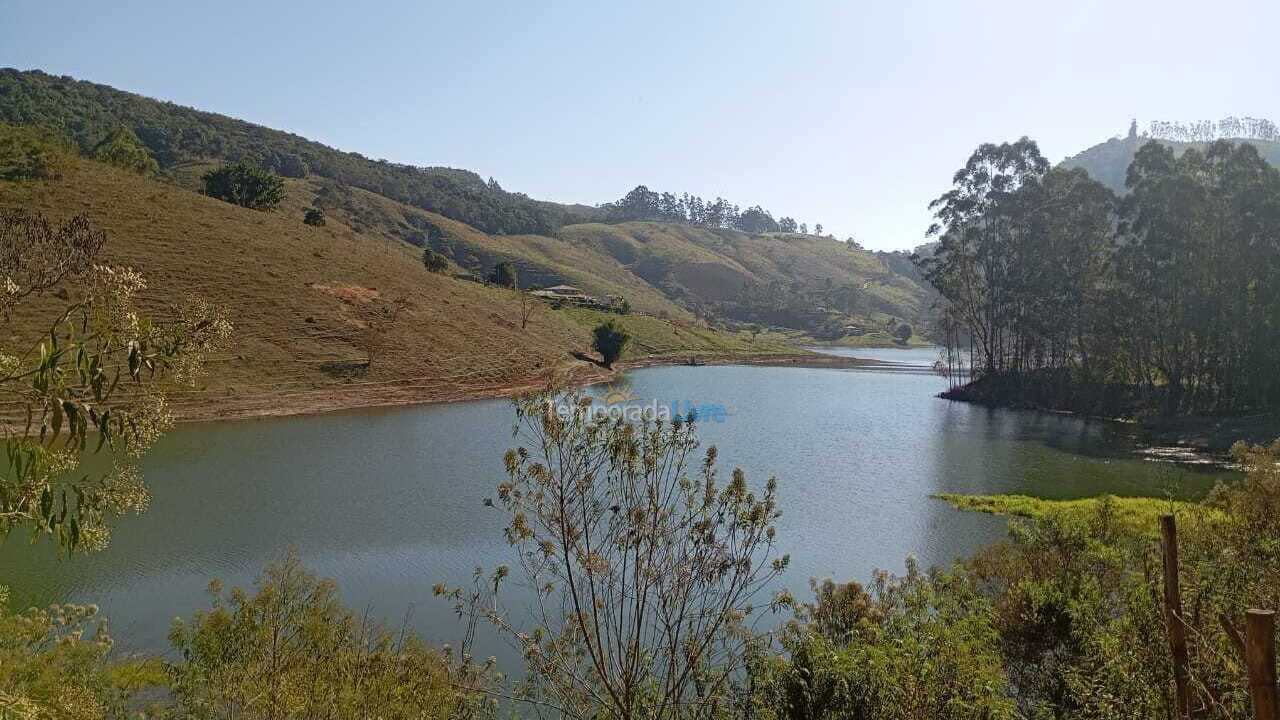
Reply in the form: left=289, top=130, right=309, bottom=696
left=1061, top=131, right=1280, bottom=192
left=403, top=218, right=933, bottom=338
left=0, top=68, right=936, bottom=346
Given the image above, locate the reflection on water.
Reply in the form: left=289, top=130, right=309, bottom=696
left=0, top=353, right=1234, bottom=667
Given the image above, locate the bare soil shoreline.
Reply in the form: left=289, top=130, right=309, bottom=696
left=167, top=351, right=887, bottom=425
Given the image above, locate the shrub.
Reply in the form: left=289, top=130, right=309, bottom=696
left=751, top=563, right=1015, bottom=720
left=0, top=588, right=137, bottom=719
left=91, top=127, right=157, bottom=175
left=490, top=260, right=517, bottom=288
left=168, top=553, right=489, bottom=719
left=894, top=323, right=913, bottom=342
left=202, top=162, right=285, bottom=210
left=592, top=320, right=630, bottom=367
left=0, top=122, right=72, bottom=181
left=440, top=388, right=788, bottom=718
left=269, top=151, right=308, bottom=178
left=422, top=248, right=449, bottom=273
left=303, top=206, right=326, bottom=226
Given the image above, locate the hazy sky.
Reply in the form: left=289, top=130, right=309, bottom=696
left=4, top=0, right=1279, bottom=250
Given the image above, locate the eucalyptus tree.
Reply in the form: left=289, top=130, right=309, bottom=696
left=921, top=134, right=1280, bottom=415
left=1014, top=166, right=1116, bottom=380
left=1116, top=140, right=1280, bottom=412
left=0, top=209, right=231, bottom=552
left=921, top=137, right=1050, bottom=376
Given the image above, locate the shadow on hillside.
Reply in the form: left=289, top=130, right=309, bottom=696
left=571, top=350, right=606, bottom=368
left=319, top=360, right=370, bottom=380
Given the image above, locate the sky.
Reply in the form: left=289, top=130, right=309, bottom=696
left=4, top=0, right=1279, bottom=251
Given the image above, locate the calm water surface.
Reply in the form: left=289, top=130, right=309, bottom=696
left=0, top=349, right=1233, bottom=664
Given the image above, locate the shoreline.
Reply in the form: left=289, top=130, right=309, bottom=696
left=166, top=351, right=889, bottom=425
left=939, top=383, right=1280, bottom=456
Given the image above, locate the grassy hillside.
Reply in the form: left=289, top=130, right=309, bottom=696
left=316, top=188, right=937, bottom=338
left=0, top=68, right=938, bottom=347
left=0, top=68, right=599, bottom=234
left=311, top=182, right=692, bottom=318
left=0, top=69, right=936, bottom=339
left=0, top=153, right=801, bottom=421
left=410, top=220, right=936, bottom=335
left=1061, top=133, right=1280, bottom=192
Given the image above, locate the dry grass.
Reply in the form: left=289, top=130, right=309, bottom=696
left=0, top=156, right=809, bottom=422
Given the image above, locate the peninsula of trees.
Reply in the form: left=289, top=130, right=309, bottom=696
left=921, top=135, right=1280, bottom=417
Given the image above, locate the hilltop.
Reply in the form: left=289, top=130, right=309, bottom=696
left=1062, top=126, right=1280, bottom=192
left=0, top=68, right=937, bottom=345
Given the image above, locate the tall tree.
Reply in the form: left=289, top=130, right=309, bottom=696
left=922, top=137, right=1050, bottom=376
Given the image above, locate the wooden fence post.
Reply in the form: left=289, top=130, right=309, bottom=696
left=1246, top=609, right=1279, bottom=720
left=1161, top=514, right=1192, bottom=720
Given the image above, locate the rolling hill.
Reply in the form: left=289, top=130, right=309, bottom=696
left=0, top=151, right=806, bottom=422
left=0, top=69, right=936, bottom=346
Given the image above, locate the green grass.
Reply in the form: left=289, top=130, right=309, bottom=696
left=105, top=658, right=169, bottom=692
left=936, top=493, right=1217, bottom=537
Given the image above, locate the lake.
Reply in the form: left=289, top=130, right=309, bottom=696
left=0, top=348, right=1234, bottom=665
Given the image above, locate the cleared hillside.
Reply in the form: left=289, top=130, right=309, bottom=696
left=0, top=68, right=600, bottom=234
left=0, top=69, right=937, bottom=343
left=0, top=155, right=804, bottom=421
left=414, top=220, right=934, bottom=337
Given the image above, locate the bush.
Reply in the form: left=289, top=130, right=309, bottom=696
left=422, top=248, right=449, bottom=273
left=490, top=260, right=517, bottom=288
left=894, top=323, right=913, bottom=342
left=202, top=162, right=285, bottom=210
left=592, top=320, right=630, bottom=367
left=168, top=553, right=488, bottom=719
left=0, top=588, right=137, bottom=719
left=440, top=388, right=788, bottom=718
left=751, top=563, right=1015, bottom=720
left=303, top=206, right=326, bottom=226
left=0, top=122, right=72, bottom=181
left=268, top=151, right=308, bottom=178
left=91, top=127, right=157, bottom=175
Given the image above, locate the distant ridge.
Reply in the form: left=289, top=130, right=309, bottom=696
left=1061, top=119, right=1280, bottom=192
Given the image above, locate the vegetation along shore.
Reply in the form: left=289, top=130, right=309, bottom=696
left=3, top=34, right=1280, bottom=720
